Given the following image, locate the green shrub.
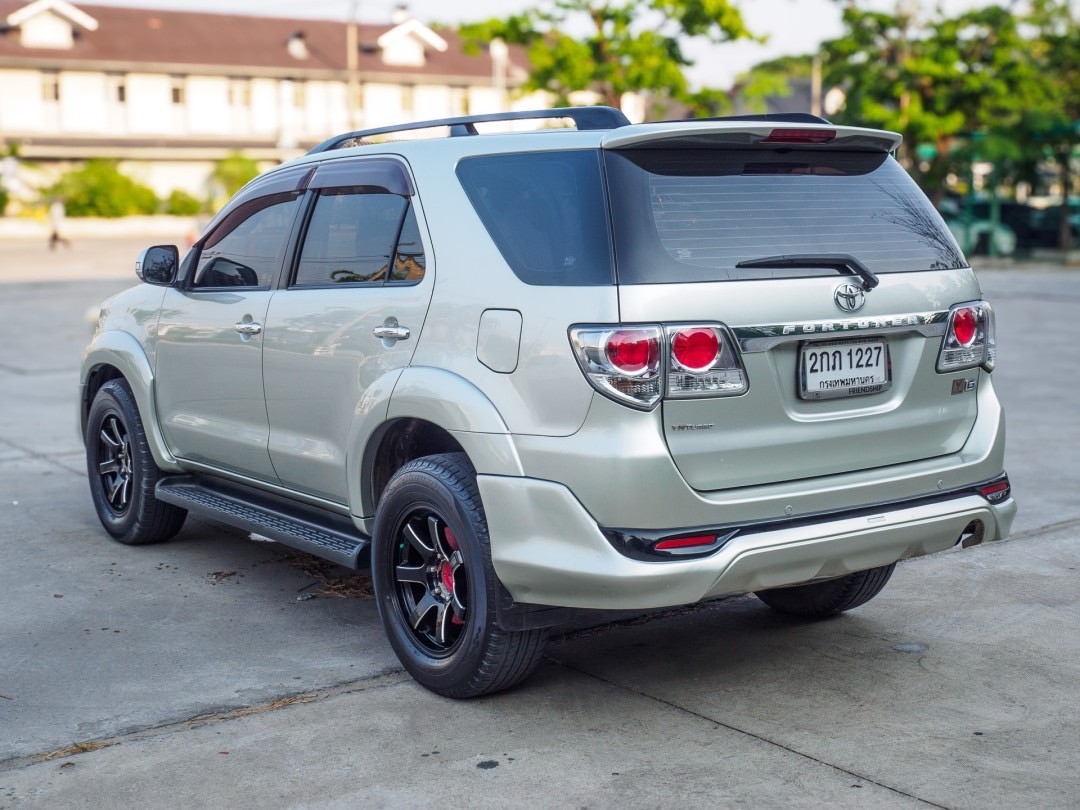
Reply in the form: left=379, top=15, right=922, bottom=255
left=0, top=187, right=9, bottom=216
left=165, top=189, right=202, bottom=216
left=48, top=159, right=159, bottom=217
left=212, top=152, right=260, bottom=198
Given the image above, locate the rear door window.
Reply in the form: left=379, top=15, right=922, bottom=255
left=605, top=148, right=966, bottom=285
left=293, top=190, right=411, bottom=286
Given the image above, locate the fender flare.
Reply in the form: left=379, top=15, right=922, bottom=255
left=348, top=366, right=523, bottom=519
left=81, top=330, right=183, bottom=473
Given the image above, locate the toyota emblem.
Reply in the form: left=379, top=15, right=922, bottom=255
left=834, top=283, right=866, bottom=312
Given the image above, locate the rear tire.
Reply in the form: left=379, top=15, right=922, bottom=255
left=371, top=453, right=548, bottom=698
left=85, top=379, right=187, bottom=545
left=754, top=564, right=896, bottom=618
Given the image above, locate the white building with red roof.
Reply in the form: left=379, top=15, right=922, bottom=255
left=0, top=0, right=550, bottom=197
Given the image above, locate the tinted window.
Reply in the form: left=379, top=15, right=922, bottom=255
left=294, top=190, right=409, bottom=286
left=605, top=149, right=967, bottom=285
left=457, top=151, right=613, bottom=286
left=194, top=192, right=301, bottom=288
left=391, top=206, right=426, bottom=283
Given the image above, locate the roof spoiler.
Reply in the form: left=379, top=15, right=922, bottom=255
left=601, top=119, right=902, bottom=153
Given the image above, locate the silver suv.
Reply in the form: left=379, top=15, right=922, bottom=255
left=81, top=107, right=1015, bottom=697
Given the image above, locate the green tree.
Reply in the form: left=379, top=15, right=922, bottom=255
left=211, top=152, right=260, bottom=198
left=731, top=53, right=812, bottom=114
left=460, top=0, right=758, bottom=113
left=1012, top=0, right=1080, bottom=250
left=49, top=160, right=158, bottom=217
left=823, top=4, right=1037, bottom=201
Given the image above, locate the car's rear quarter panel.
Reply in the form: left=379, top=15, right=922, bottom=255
left=402, top=137, right=618, bottom=438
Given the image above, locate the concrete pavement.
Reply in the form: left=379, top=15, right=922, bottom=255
left=0, top=247, right=1078, bottom=807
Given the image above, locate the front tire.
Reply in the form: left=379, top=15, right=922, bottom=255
left=371, top=453, right=548, bottom=698
left=754, top=564, right=896, bottom=618
left=85, top=379, right=186, bottom=545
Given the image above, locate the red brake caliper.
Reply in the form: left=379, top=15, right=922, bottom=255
left=442, top=527, right=464, bottom=625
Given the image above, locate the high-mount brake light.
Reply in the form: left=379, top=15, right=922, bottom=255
left=762, top=128, right=836, bottom=144
left=937, top=301, right=996, bottom=373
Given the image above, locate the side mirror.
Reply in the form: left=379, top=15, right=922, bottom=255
left=136, top=245, right=179, bottom=285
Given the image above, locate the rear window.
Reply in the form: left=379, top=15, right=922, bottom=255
left=605, top=148, right=967, bottom=285
left=456, top=151, right=614, bottom=286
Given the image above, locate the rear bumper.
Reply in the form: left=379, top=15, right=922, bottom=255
left=510, top=376, right=1008, bottom=531
left=480, top=473, right=1016, bottom=610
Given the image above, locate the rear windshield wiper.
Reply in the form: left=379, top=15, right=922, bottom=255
left=734, top=253, right=880, bottom=291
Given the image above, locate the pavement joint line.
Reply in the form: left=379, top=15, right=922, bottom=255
left=0, top=669, right=411, bottom=774
left=0, top=440, right=85, bottom=477
left=547, top=657, right=949, bottom=809
left=1001, top=516, right=1080, bottom=542
left=0, top=362, right=76, bottom=376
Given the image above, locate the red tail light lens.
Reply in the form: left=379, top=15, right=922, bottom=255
left=605, top=330, right=659, bottom=375
left=952, top=307, right=978, bottom=346
left=671, top=328, right=720, bottom=373
left=762, top=128, right=836, bottom=144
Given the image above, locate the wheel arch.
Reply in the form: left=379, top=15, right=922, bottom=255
left=349, top=367, right=524, bottom=521
left=80, top=331, right=182, bottom=473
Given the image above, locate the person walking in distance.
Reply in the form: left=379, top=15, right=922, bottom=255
left=49, top=198, right=70, bottom=250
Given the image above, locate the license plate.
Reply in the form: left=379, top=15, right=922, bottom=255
left=799, top=339, right=891, bottom=400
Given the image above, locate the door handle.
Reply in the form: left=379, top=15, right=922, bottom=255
left=372, top=323, right=411, bottom=342
left=234, top=321, right=263, bottom=336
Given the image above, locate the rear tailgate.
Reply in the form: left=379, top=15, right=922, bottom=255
left=618, top=274, right=978, bottom=490
left=603, top=122, right=982, bottom=491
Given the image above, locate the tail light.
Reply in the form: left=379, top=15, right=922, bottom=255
left=569, top=322, right=746, bottom=410
left=569, top=326, right=663, bottom=409
left=665, top=324, right=748, bottom=398
left=937, top=301, right=996, bottom=373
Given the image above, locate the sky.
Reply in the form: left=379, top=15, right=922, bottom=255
left=82, top=0, right=1000, bottom=89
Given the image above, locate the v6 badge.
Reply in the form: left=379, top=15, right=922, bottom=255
left=951, top=378, right=976, bottom=395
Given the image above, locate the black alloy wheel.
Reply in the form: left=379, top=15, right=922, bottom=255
left=85, top=379, right=187, bottom=545
left=391, top=511, right=469, bottom=655
left=372, top=453, right=548, bottom=698
left=96, top=413, right=134, bottom=515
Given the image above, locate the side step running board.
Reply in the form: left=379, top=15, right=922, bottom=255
left=156, top=476, right=370, bottom=569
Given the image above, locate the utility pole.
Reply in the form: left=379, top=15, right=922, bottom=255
left=490, top=38, right=508, bottom=113
left=346, top=1, right=359, bottom=129
left=810, top=54, right=822, bottom=118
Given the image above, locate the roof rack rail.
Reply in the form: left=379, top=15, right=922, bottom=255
left=660, top=112, right=832, bottom=125
left=307, top=106, right=631, bottom=154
